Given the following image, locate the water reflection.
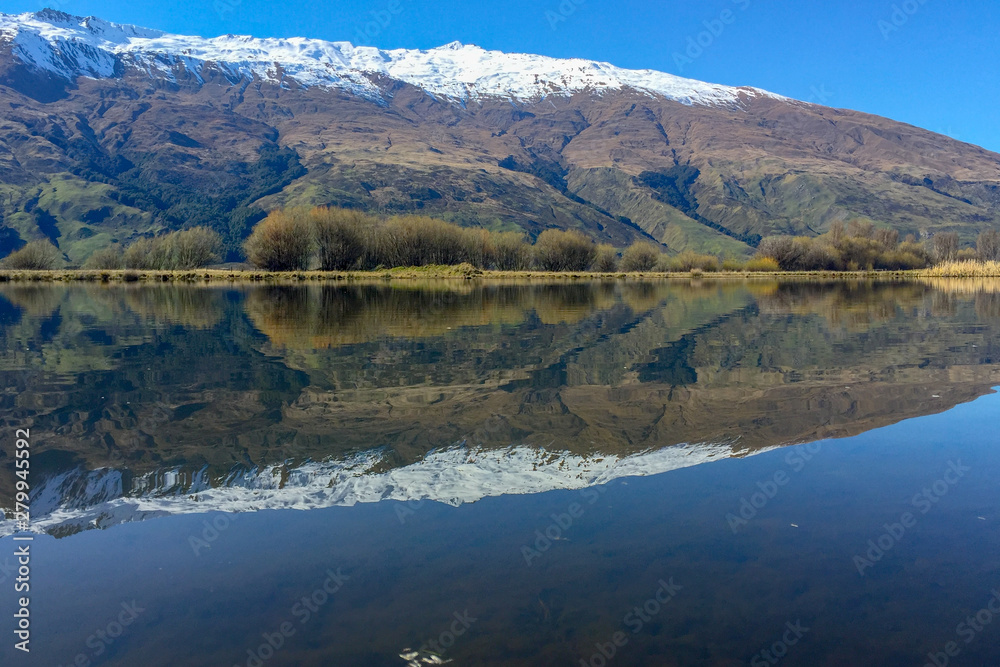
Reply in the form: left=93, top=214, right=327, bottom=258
left=1, top=279, right=999, bottom=537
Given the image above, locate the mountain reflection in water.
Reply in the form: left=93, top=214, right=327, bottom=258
left=1, top=279, right=998, bottom=536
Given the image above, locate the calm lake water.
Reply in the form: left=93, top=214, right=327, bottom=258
left=1, top=279, right=999, bottom=666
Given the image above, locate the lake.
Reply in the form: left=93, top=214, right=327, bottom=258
left=1, top=278, right=999, bottom=666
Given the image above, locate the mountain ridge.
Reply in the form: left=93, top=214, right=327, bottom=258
left=0, top=9, right=784, bottom=106
left=1, top=10, right=999, bottom=263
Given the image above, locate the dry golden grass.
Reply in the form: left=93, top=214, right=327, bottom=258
left=918, top=260, right=1000, bottom=277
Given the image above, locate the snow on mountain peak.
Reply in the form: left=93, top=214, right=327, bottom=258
left=0, top=10, right=784, bottom=107
left=0, top=440, right=773, bottom=537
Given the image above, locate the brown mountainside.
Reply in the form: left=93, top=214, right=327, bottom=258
left=1, top=12, right=999, bottom=262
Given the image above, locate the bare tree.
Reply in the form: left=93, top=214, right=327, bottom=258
left=620, top=242, right=660, bottom=272
left=488, top=231, right=532, bottom=270
left=244, top=210, right=313, bottom=270
left=533, top=229, right=597, bottom=271
left=311, top=207, right=368, bottom=270
left=977, top=229, right=1000, bottom=262
left=1, top=240, right=59, bottom=269
left=172, top=227, right=223, bottom=269
left=83, top=247, right=124, bottom=270
left=846, top=219, right=875, bottom=240
left=592, top=244, right=619, bottom=272
left=932, top=232, right=960, bottom=263
left=873, top=228, right=899, bottom=251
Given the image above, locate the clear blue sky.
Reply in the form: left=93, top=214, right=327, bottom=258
left=9, top=0, right=1000, bottom=152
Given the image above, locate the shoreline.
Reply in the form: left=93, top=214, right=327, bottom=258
left=0, top=267, right=995, bottom=283
left=0, top=268, right=981, bottom=283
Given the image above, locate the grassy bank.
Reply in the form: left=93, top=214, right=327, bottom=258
left=0, top=266, right=946, bottom=283
left=1, top=260, right=999, bottom=283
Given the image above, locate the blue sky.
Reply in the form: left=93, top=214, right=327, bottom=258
left=8, top=0, right=1000, bottom=151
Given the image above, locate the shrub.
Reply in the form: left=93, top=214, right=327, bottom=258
left=1, top=240, right=60, bottom=269
left=654, top=253, right=673, bottom=272
left=757, top=236, right=838, bottom=270
left=743, top=256, right=780, bottom=272
left=896, top=241, right=932, bottom=268
left=83, top=247, right=124, bottom=270
left=592, top=244, right=619, bottom=272
left=956, top=248, right=978, bottom=262
left=171, top=227, right=223, bottom=269
left=756, top=236, right=799, bottom=268
left=721, top=257, right=745, bottom=271
left=488, top=231, right=533, bottom=270
left=244, top=209, right=313, bottom=270
left=620, top=242, right=660, bottom=272
left=461, top=228, right=492, bottom=269
left=533, top=229, right=596, bottom=271
left=372, top=216, right=471, bottom=267
left=878, top=250, right=927, bottom=270
left=311, top=207, right=368, bottom=270
left=758, top=227, right=937, bottom=271
left=874, top=228, right=899, bottom=251
left=668, top=250, right=720, bottom=272
left=846, top=219, right=875, bottom=240
left=794, top=237, right=840, bottom=270
left=978, top=229, right=1000, bottom=262
left=124, top=236, right=174, bottom=269
left=932, top=232, right=959, bottom=263
left=115, top=227, right=223, bottom=270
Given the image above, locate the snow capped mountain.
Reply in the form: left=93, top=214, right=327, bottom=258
left=0, top=9, right=782, bottom=107
left=0, top=440, right=770, bottom=537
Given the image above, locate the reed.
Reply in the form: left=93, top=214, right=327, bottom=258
left=918, top=260, right=1000, bottom=277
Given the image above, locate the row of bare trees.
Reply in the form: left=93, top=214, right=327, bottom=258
left=5, top=210, right=1000, bottom=273
left=0, top=228, right=224, bottom=271
left=755, top=221, right=1000, bottom=271
left=242, top=207, right=680, bottom=272
left=84, top=227, right=224, bottom=270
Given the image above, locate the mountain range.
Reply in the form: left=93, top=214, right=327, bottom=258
left=2, top=10, right=1000, bottom=262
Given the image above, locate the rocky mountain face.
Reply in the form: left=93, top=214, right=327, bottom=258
left=1, top=10, right=1000, bottom=262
